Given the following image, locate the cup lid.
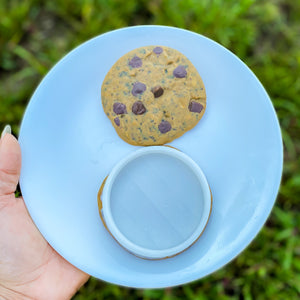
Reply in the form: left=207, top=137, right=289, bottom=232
left=99, top=146, right=212, bottom=259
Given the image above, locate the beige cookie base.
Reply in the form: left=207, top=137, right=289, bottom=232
left=101, top=45, right=206, bottom=146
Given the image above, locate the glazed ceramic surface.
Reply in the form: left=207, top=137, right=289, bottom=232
left=19, top=26, right=283, bottom=288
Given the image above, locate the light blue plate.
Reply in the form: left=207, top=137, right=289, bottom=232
left=19, top=26, right=283, bottom=288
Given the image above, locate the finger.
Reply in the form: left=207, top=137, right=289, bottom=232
left=0, top=126, right=22, bottom=197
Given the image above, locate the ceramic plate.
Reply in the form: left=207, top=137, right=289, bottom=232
left=19, top=26, right=283, bottom=288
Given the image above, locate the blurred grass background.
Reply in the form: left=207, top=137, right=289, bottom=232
left=1, top=0, right=299, bottom=299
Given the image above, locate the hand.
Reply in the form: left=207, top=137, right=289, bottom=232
left=0, top=126, right=89, bottom=300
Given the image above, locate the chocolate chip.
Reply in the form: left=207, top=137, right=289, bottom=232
left=153, top=47, right=163, bottom=55
left=188, top=101, right=203, bottom=113
left=158, top=121, right=172, bottom=134
left=173, top=65, right=187, bottom=78
left=114, top=117, right=120, bottom=126
left=151, top=85, right=164, bottom=98
left=132, top=101, right=146, bottom=115
left=113, top=102, right=127, bottom=115
left=131, top=82, right=146, bottom=96
left=129, top=56, right=142, bottom=68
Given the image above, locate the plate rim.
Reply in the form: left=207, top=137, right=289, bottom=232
left=19, top=25, right=283, bottom=288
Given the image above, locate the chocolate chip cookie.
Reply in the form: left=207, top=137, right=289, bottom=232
left=101, top=46, right=206, bottom=146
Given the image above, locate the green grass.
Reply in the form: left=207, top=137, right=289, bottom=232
left=1, top=0, right=299, bottom=299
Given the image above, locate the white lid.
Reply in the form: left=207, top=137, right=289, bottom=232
left=101, top=146, right=212, bottom=259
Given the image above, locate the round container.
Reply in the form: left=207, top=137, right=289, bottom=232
left=98, top=146, right=212, bottom=260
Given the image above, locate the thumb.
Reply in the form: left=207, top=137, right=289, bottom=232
left=0, top=125, right=22, bottom=197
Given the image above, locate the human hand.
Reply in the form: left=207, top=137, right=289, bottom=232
left=0, top=126, right=90, bottom=300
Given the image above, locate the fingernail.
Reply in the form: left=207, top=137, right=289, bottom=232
left=1, top=125, right=11, bottom=139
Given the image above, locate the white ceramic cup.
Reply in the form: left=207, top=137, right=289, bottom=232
left=98, top=146, right=212, bottom=260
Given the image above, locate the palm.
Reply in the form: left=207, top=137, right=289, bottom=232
left=0, top=133, right=89, bottom=299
